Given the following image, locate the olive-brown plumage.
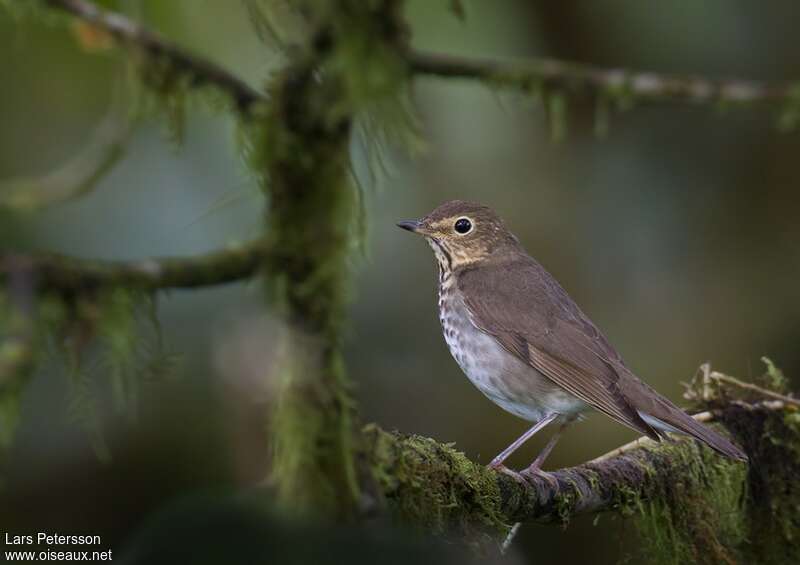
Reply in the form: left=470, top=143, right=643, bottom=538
left=398, top=200, right=746, bottom=479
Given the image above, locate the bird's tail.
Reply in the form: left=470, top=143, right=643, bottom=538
left=638, top=406, right=747, bottom=461
left=616, top=365, right=748, bottom=461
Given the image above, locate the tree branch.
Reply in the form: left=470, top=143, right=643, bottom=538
left=710, top=373, right=800, bottom=407
left=45, top=0, right=264, bottom=113
left=366, top=399, right=795, bottom=544
left=409, top=50, right=800, bottom=105
left=0, top=238, right=270, bottom=293
left=5, top=2, right=269, bottom=293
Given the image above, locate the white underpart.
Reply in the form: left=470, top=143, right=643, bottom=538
left=438, top=279, right=588, bottom=423
left=637, top=411, right=684, bottom=435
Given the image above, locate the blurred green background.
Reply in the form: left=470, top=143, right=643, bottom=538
left=1, top=1, right=799, bottom=563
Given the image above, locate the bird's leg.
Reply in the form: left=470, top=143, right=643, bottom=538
left=520, top=417, right=576, bottom=487
left=527, top=423, right=567, bottom=470
left=487, top=413, right=558, bottom=480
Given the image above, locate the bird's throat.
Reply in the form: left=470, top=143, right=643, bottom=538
left=426, top=238, right=453, bottom=283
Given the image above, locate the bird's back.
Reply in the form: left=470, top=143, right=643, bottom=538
left=456, top=252, right=747, bottom=460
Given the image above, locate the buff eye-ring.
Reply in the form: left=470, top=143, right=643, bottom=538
left=454, top=217, right=473, bottom=234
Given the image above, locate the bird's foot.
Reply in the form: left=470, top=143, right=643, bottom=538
left=520, top=466, right=559, bottom=489
left=486, top=462, right=526, bottom=483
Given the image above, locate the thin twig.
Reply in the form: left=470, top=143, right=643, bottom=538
left=709, top=372, right=800, bottom=407
left=409, top=50, right=800, bottom=106
left=0, top=237, right=271, bottom=293
left=45, top=0, right=264, bottom=113
left=500, top=522, right=521, bottom=555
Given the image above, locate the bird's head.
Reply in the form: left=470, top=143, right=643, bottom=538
left=397, top=200, right=520, bottom=269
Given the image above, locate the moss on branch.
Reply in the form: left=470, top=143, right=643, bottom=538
left=409, top=50, right=800, bottom=107
left=255, top=0, right=409, bottom=520
left=366, top=402, right=800, bottom=561
left=364, top=424, right=508, bottom=550
left=44, top=0, right=264, bottom=113
left=0, top=238, right=271, bottom=293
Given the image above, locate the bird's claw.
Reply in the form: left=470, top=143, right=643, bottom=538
left=487, top=463, right=526, bottom=484
left=487, top=462, right=560, bottom=490
left=520, top=466, right=559, bottom=489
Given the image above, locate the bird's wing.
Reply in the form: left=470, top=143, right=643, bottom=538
left=458, top=257, right=660, bottom=440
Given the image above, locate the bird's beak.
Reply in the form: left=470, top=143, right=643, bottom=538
left=396, top=219, right=424, bottom=234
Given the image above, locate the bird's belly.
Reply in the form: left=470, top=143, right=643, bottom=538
left=440, top=292, right=587, bottom=422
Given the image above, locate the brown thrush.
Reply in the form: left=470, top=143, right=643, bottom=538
left=398, top=200, right=746, bottom=481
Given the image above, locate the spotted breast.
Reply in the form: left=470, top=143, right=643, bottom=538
left=437, top=267, right=588, bottom=423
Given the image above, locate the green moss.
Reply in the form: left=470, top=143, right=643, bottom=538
left=613, top=481, right=646, bottom=518
left=354, top=90, right=423, bottom=181
left=269, top=345, right=361, bottom=516
left=632, top=390, right=800, bottom=565
left=247, top=69, right=350, bottom=510
left=0, top=278, right=176, bottom=470
left=365, top=425, right=509, bottom=550
left=243, top=0, right=412, bottom=521
left=729, top=404, right=800, bottom=564
left=0, top=292, right=67, bottom=455
left=248, top=52, right=362, bottom=519
left=50, top=289, right=174, bottom=460
left=760, top=356, right=789, bottom=393
left=554, top=489, right=578, bottom=526
left=135, top=57, right=193, bottom=147
left=95, top=288, right=140, bottom=414
left=634, top=440, right=747, bottom=565
left=65, top=334, right=112, bottom=463
left=58, top=290, right=140, bottom=460
left=676, top=361, right=800, bottom=562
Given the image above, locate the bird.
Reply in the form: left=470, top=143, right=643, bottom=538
left=397, top=200, right=746, bottom=482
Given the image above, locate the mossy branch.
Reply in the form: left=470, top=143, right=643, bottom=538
left=366, top=406, right=741, bottom=527
left=409, top=50, right=800, bottom=106
left=366, top=399, right=800, bottom=561
left=0, top=238, right=271, bottom=293
left=46, top=0, right=800, bottom=114
left=44, top=0, right=264, bottom=113
left=260, top=0, right=409, bottom=519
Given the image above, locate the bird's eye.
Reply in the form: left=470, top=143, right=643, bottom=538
left=454, top=217, right=472, bottom=234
